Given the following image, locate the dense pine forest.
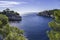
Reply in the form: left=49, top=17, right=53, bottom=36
left=48, top=10, right=60, bottom=40
left=0, top=14, right=26, bottom=40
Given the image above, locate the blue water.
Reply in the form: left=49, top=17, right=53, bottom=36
left=9, top=13, right=52, bottom=40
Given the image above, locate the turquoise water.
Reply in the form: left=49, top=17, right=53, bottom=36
left=10, top=13, right=52, bottom=40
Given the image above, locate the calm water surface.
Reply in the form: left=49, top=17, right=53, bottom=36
left=9, top=13, right=52, bottom=40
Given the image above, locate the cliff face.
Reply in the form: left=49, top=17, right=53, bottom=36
left=39, top=11, right=50, bottom=17
left=5, top=13, right=21, bottom=21
left=38, top=9, right=60, bottom=18
left=0, top=8, right=22, bottom=21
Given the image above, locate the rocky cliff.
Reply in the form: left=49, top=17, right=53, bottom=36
left=38, top=9, right=60, bottom=18
left=0, top=8, right=22, bottom=21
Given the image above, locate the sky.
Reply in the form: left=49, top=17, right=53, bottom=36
left=0, top=0, right=60, bottom=15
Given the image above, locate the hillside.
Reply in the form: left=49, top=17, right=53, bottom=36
left=38, top=9, right=60, bottom=17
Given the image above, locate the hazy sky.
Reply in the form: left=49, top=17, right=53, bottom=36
left=0, top=0, right=60, bottom=15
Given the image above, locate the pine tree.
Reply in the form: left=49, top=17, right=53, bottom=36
left=0, top=14, right=26, bottom=40
left=48, top=10, right=60, bottom=40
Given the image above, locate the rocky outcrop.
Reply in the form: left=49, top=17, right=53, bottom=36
left=0, top=8, right=22, bottom=21
left=38, top=9, right=60, bottom=18
left=5, top=13, right=21, bottom=21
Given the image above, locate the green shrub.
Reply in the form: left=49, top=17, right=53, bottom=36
left=48, top=10, right=60, bottom=40
left=0, top=14, right=26, bottom=40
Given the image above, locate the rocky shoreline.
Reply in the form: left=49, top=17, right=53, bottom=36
left=6, top=13, right=22, bottom=21
left=38, top=9, right=60, bottom=18
left=0, top=8, right=22, bottom=21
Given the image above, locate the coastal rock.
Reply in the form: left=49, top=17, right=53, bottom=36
left=38, top=9, right=60, bottom=18
left=0, top=8, right=22, bottom=21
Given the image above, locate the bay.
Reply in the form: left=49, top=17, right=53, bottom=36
left=9, top=13, right=52, bottom=40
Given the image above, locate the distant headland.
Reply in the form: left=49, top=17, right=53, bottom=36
left=38, top=9, right=60, bottom=18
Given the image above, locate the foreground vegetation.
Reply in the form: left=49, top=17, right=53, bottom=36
left=48, top=10, right=60, bottom=40
left=0, top=14, right=26, bottom=40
